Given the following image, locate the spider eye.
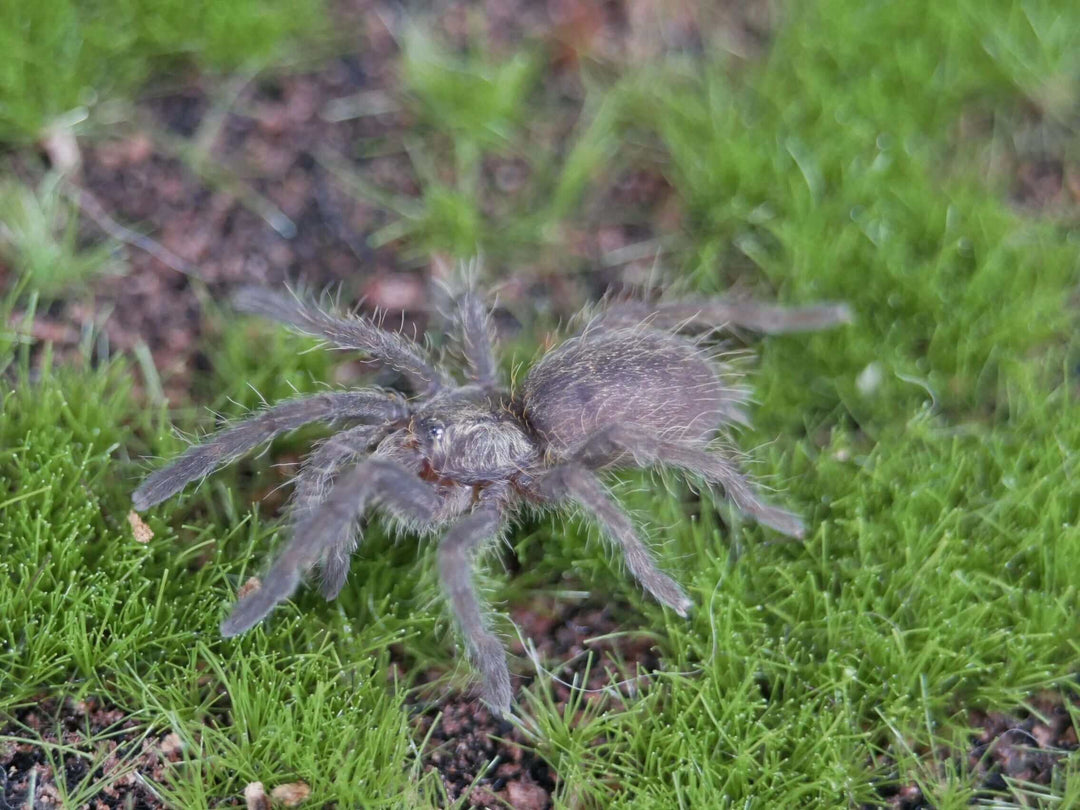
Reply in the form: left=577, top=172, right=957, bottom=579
left=417, top=419, right=444, bottom=441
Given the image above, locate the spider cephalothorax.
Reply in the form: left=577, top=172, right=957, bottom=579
left=133, top=282, right=850, bottom=713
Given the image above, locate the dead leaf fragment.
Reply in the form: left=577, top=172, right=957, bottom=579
left=506, top=779, right=549, bottom=810
left=159, top=732, right=183, bottom=756
left=244, top=782, right=270, bottom=810
left=271, top=781, right=311, bottom=806
left=128, top=510, right=154, bottom=543
left=237, top=576, right=262, bottom=599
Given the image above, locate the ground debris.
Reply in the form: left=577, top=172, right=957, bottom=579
left=411, top=695, right=554, bottom=809
left=270, top=781, right=311, bottom=806
left=245, top=780, right=271, bottom=810
left=237, top=576, right=263, bottom=599
left=128, top=510, right=154, bottom=543
left=509, top=599, right=663, bottom=708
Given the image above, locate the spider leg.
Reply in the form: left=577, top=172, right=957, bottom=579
left=221, top=458, right=438, bottom=637
left=437, top=498, right=512, bottom=714
left=595, top=298, right=852, bottom=335
left=573, top=425, right=805, bottom=538
left=133, top=390, right=405, bottom=510
left=456, top=290, right=499, bottom=389
left=537, top=465, right=692, bottom=616
left=233, top=286, right=449, bottom=393
left=290, top=424, right=388, bottom=600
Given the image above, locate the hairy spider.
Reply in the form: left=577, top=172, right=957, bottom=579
left=133, top=283, right=850, bottom=714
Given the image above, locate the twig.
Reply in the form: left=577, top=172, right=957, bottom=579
left=63, top=184, right=204, bottom=280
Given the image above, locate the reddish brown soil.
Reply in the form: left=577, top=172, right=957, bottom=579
left=865, top=689, right=1080, bottom=809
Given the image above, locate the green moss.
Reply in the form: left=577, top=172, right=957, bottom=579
left=3, top=0, right=1079, bottom=805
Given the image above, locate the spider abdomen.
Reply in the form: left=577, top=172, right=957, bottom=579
left=521, top=328, right=735, bottom=459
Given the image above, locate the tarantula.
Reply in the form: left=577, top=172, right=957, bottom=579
left=133, top=283, right=850, bottom=714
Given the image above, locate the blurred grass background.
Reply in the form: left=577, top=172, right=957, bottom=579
left=1, top=0, right=1079, bottom=807
left=0, top=0, right=326, bottom=143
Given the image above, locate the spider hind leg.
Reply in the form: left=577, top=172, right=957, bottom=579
left=538, top=464, right=692, bottom=616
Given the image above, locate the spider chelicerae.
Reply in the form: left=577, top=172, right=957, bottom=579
left=133, top=281, right=850, bottom=714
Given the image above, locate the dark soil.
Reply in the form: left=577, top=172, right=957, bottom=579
left=507, top=598, right=662, bottom=705
left=1013, top=155, right=1080, bottom=213
left=865, top=689, right=1080, bottom=809
left=0, top=698, right=173, bottom=810
left=958, top=103, right=1080, bottom=218
left=412, top=699, right=553, bottom=810
left=62, top=15, right=423, bottom=401
left=1002, top=99, right=1080, bottom=216
left=410, top=598, right=663, bottom=808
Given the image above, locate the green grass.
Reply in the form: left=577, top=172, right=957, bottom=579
left=0, top=172, right=126, bottom=294
left=0, top=345, right=442, bottom=805
left=2, top=0, right=1080, bottom=807
left=0, top=0, right=330, bottom=294
left=0, top=0, right=326, bottom=143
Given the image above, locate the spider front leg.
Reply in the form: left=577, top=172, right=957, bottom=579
left=455, top=290, right=499, bottom=389
left=437, top=496, right=512, bottom=714
left=133, top=390, right=406, bottom=510
left=573, top=425, right=805, bottom=538
left=290, top=423, right=389, bottom=600
left=536, top=464, right=693, bottom=617
left=596, top=297, right=852, bottom=334
left=221, top=458, right=439, bottom=636
left=234, top=287, right=448, bottom=393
